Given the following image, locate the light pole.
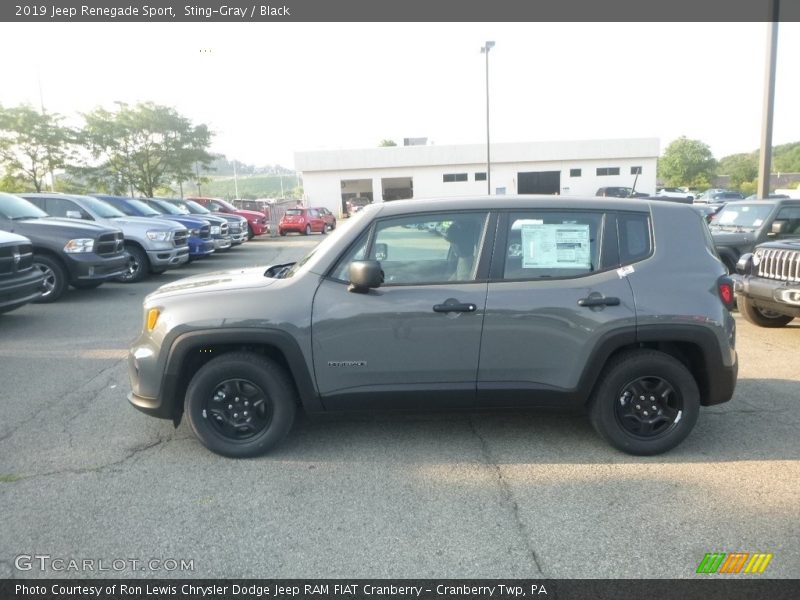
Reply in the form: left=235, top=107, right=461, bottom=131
left=481, top=41, right=495, bottom=195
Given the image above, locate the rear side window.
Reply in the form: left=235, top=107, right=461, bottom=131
left=617, top=213, right=652, bottom=265
left=502, top=211, right=604, bottom=280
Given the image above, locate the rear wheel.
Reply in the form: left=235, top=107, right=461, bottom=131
left=184, top=352, right=297, bottom=458
left=304, top=224, right=311, bottom=236
left=32, top=255, right=68, bottom=303
left=589, top=350, right=700, bottom=455
left=739, top=296, right=794, bottom=327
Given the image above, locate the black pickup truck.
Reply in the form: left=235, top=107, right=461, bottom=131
left=0, top=230, right=43, bottom=313
left=0, top=192, right=129, bottom=302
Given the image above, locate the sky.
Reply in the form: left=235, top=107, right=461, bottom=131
left=2, top=21, right=799, bottom=169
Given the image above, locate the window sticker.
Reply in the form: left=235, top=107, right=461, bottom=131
left=753, top=219, right=764, bottom=227
left=718, top=211, right=738, bottom=224
left=521, top=223, right=591, bottom=269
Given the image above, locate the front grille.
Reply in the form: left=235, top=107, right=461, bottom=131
left=173, top=230, right=188, bottom=247
left=229, top=223, right=242, bottom=235
left=755, top=247, right=800, bottom=283
left=220, top=223, right=229, bottom=236
left=0, top=243, right=34, bottom=276
left=96, top=232, right=125, bottom=257
left=200, top=225, right=211, bottom=239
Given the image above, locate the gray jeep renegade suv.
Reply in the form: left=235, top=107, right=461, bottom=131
left=128, top=196, right=738, bottom=457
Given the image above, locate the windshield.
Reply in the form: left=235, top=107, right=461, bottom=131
left=0, top=193, right=48, bottom=219
left=711, top=204, right=774, bottom=230
left=184, top=200, right=209, bottom=214
left=211, top=198, right=237, bottom=211
left=124, top=198, right=161, bottom=217
left=149, top=200, right=182, bottom=215
left=78, top=195, right=126, bottom=218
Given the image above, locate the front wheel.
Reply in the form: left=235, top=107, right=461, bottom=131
left=32, top=255, right=68, bottom=303
left=304, top=225, right=311, bottom=236
left=739, top=296, right=794, bottom=328
left=184, top=352, right=297, bottom=458
left=589, top=350, right=700, bottom=456
left=115, top=245, right=149, bottom=283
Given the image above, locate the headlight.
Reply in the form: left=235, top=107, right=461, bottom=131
left=146, top=230, right=173, bottom=241
left=64, top=238, right=95, bottom=253
left=190, top=228, right=200, bottom=236
left=210, top=226, right=221, bottom=235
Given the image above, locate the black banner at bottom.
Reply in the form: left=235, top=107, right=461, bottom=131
left=2, top=579, right=799, bottom=600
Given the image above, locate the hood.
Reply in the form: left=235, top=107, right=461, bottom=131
left=757, top=238, right=800, bottom=251
left=108, top=215, right=186, bottom=231
left=10, top=217, right=119, bottom=237
left=142, top=214, right=210, bottom=228
left=231, top=209, right=265, bottom=220
left=146, top=266, right=278, bottom=301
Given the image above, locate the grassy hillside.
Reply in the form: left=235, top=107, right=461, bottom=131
left=199, top=174, right=302, bottom=200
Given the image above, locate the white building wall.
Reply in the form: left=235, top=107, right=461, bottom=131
left=295, top=139, right=659, bottom=217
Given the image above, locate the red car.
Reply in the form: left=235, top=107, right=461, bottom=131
left=279, top=208, right=327, bottom=236
left=187, top=197, right=268, bottom=239
left=314, top=207, right=337, bottom=231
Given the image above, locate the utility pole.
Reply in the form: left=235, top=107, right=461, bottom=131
left=758, top=0, right=780, bottom=199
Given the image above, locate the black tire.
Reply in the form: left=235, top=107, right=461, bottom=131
left=116, top=245, right=149, bottom=283
left=32, top=254, right=68, bottom=303
left=70, top=280, right=103, bottom=290
left=247, top=224, right=254, bottom=240
left=279, top=230, right=287, bottom=237
left=184, top=352, right=297, bottom=458
left=304, top=224, right=311, bottom=236
left=320, top=224, right=326, bottom=235
left=739, top=296, right=794, bottom=328
left=589, top=350, right=700, bottom=456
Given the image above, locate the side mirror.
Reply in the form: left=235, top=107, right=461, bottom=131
left=735, top=253, right=754, bottom=276
left=348, top=260, right=383, bottom=293
left=374, top=243, right=388, bottom=261
left=769, top=220, right=788, bottom=236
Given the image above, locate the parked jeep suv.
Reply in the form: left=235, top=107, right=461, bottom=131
left=734, top=238, right=800, bottom=327
left=710, top=198, right=800, bottom=272
left=0, top=192, right=128, bottom=302
left=128, top=196, right=737, bottom=457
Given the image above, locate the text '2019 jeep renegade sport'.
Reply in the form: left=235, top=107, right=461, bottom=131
left=128, top=196, right=738, bottom=457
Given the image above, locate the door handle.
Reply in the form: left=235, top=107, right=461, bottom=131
left=433, top=302, right=477, bottom=313
left=577, top=296, right=620, bottom=307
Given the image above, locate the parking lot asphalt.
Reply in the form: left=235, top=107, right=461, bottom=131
left=0, top=234, right=798, bottom=579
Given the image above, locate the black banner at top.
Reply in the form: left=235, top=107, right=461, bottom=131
left=2, top=0, right=800, bottom=23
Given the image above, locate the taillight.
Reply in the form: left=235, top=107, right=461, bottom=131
left=718, top=276, right=735, bottom=310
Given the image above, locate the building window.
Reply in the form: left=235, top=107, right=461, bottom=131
left=475, top=172, right=487, bottom=181
left=631, top=166, right=642, bottom=175
left=443, top=173, right=468, bottom=183
left=570, top=168, right=582, bottom=177
left=597, top=167, right=620, bottom=176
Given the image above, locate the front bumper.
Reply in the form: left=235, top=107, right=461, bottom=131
left=734, top=275, right=800, bottom=318
left=0, top=269, right=44, bottom=312
left=249, top=220, right=268, bottom=236
left=213, top=236, right=232, bottom=250
left=188, top=238, right=215, bottom=257
left=66, top=253, right=130, bottom=282
left=147, top=246, right=190, bottom=269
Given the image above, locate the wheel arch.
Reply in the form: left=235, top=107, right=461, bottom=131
left=161, top=328, right=320, bottom=425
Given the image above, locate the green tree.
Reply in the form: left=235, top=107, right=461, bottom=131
left=80, top=102, right=214, bottom=198
left=717, top=152, right=758, bottom=189
left=657, top=137, right=717, bottom=188
left=0, top=104, right=75, bottom=192
left=772, top=142, right=800, bottom=173
left=379, top=139, right=397, bottom=147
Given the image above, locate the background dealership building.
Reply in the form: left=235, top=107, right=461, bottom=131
left=294, top=137, right=659, bottom=216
